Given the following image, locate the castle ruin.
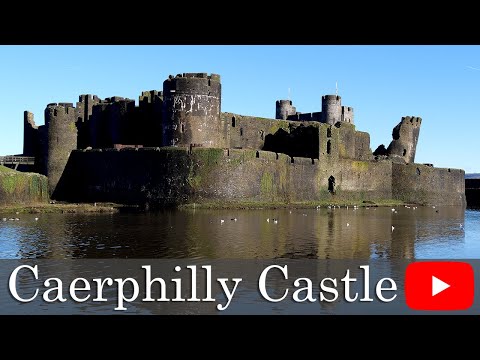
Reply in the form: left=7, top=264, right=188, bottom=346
left=22, top=72, right=466, bottom=207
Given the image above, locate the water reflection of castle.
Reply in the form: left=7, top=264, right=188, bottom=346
left=15, top=206, right=464, bottom=260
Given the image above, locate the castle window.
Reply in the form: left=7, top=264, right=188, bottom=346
left=328, top=176, right=336, bottom=194
left=240, top=128, right=243, bottom=136
left=327, top=127, right=332, bottom=138
left=181, top=123, right=185, bottom=133
left=416, top=168, right=421, bottom=176
left=256, top=151, right=259, bottom=158
left=403, top=149, right=407, bottom=156
left=327, top=140, right=331, bottom=154
left=232, top=117, right=236, bottom=127
left=54, top=109, right=57, bottom=116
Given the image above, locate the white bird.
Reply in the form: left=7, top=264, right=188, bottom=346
left=2, top=218, right=6, bottom=221
left=432, top=206, right=436, bottom=209
left=8, top=218, right=15, bottom=221
left=347, top=223, right=350, bottom=227
left=273, top=219, right=278, bottom=224
left=391, top=208, right=395, bottom=212
left=35, top=217, right=39, bottom=221
left=231, top=218, right=237, bottom=222
left=220, top=219, right=225, bottom=224
left=15, top=212, right=19, bottom=215
left=289, top=211, right=292, bottom=214
left=391, top=226, right=395, bottom=232
left=15, top=218, right=19, bottom=221
left=267, top=218, right=270, bottom=223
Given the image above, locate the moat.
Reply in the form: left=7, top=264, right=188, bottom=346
left=1, top=207, right=478, bottom=259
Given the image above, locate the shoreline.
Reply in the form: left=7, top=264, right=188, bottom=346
left=180, top=199, right=409, bottom=210
left=0, top=202, right=125, bottom=214
left=0, top=199, right=468, bottom=214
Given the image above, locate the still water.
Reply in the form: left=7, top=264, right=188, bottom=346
left=0, top=206, right=479, bottom=259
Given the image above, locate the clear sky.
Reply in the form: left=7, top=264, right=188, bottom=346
left=0, top=45, right=478, bottom=173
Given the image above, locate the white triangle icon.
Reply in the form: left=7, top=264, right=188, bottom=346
left=432, top=276, right=450, bottom=297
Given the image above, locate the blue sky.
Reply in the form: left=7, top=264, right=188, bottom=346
left=0, top=45, right=478, bottom=173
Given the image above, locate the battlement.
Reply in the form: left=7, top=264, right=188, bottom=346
left=276, top=100, right=293, bottom=106
left=169, top=73, right=220, bottom=81
left=104, top=96, right=135, bottom=104
left=78, top=94, right=100, bottom=103
left=322, top=95, right=341, bottom=101
left=401, top=116, right=422, bottom=127
left=163, top=73, right=221, bottom=96
left=45, top=103, right=76, bottom=116
left=139, top=90, right=163, bottom=103
left=287, top=112, right=322, bottom=122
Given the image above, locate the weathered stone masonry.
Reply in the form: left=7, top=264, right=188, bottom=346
left=22, top=72, right=466, bottom=207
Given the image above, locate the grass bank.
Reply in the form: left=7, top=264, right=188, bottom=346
left=0, top=202, right=125, bottom=214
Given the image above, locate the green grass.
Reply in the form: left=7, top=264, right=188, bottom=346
left=0, top=165, right=15, bottom=173
left=0, top=202, right=122, bottom=214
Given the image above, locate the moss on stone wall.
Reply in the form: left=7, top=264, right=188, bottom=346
left=351, top=161, right=369, bottom=172
left=52, top=148, right=465, bottom=208
left=260, top=171, right=274, bottom=198
left=0, top=166, right=48, bottom=206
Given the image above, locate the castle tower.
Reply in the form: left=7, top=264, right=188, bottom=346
left=45, top=103, right=77, bottom=197
left=76, top=94, right=101, bottom=148
left=162, top=73, right=226, bottom=148
left=275, top=100, right=296, bottom=120
left=139, top=90, right=163, bottom=147
left=386, top=116, right=422, bottom=164
left=321, top=95, right=342, bottom=125
left=23, top=111, right=38, bottom=156
left=341, top=106, right=354, bottom=124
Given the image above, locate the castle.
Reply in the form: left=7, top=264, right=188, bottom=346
left=22, top=72, right=466, bottom=207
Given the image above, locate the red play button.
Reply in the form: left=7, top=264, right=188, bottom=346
left=405, top=262, right=474, bottom=311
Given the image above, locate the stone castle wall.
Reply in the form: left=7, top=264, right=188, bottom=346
left=53, top=147, right=464, bottom=207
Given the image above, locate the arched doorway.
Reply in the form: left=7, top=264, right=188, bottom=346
left=328, top=175, right=336, bottom=194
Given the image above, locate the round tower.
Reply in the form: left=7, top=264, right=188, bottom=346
left=321, top=95, right=342, bottom=125
left=46, top=103, right=78, bottom=197
left=275, top=100, right=296, bottom=120
left=162, top=73, right=225, bottom=148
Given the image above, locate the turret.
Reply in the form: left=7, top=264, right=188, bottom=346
left=76, top=94, right=101, bottom=149
left=45, top=103, right=77, bottom=197
left=23, top=111, right=38, bottom=156
left=139, top=90, right=163, bottom=147
left=341, top=106, right=354, bottom=124
left=162, top=73, right=226, bottom=148
left=321, top=95, right=342, bottom=125
left=386, top=116, right=422, bottom=164
left=275, top=100, right=296, bottom=120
